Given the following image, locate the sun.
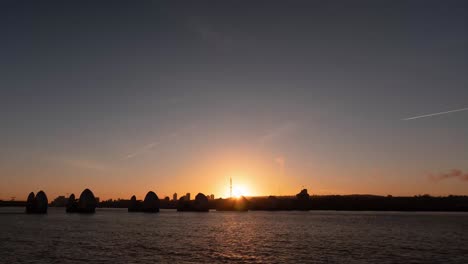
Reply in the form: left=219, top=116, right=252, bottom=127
left=232, top=185, right=249, bottom=198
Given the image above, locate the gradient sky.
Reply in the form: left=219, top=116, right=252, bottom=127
left=1, top=0, right=467, bottom=200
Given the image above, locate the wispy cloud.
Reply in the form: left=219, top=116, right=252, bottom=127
left=122, top=141, right=161, bottom=160
left=428, top=169, right=468, bottom=182
left=260, top=122, right=298, bottom=144
left=122, top=132, right=178, bottom=160
left=403, top=107, right=468, bottom=121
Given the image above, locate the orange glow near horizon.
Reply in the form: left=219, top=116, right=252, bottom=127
left=2, top=145, right=468, bottom=201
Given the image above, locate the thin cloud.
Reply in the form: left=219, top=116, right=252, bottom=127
left=260, top=122, right=298, bottom=144
left=122, top=132, right=178, bottom=160
left=403, top=107, right=468, bottom=120
left=429, top=169, right=468, bottom=182
left=122, top=141, right=161, bottom=160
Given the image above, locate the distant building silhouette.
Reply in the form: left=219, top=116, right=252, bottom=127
left=173, top=193, right=177, bottom=201
left=50, top=196, right=67, bottom=207
left=186, top=193, right=191, bottom=201
left=296, top=189, right=310, bottom=200
left=295, top=189, right=311, bottom=210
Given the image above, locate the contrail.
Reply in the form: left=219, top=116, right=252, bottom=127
left=403, top=107, right=468, bottom=120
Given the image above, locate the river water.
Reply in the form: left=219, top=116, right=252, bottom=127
left=1, top=208, right=467, bottom=263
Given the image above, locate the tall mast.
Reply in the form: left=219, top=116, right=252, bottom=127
left=230, top=177, right=232, bottom=198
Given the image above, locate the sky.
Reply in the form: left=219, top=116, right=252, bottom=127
left=1, top=0, right=467, bottom=200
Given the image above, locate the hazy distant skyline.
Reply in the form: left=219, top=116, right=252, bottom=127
left=1, top=1, right=467, bottom=200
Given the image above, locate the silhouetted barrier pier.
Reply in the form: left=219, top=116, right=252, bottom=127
left=128, top=191, right=160, bottom=212
left=26, top=191, right=48, bottom=214
left=0, top=190, right=48, bottom=214
left=66, top=189, right=97, bottom=213
left=177, top=193, right=209, bottom=212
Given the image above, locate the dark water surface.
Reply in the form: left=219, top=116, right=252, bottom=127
left=1, top=208, right=467, bottom=263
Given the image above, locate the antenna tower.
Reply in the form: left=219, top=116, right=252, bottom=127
left=230, top=177, right=232, bottom=198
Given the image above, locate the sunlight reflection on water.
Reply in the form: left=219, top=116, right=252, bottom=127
left=1, top=208, right=467, bottom=263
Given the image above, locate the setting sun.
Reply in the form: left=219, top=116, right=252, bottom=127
left=233, top=185, right=250, bottom=198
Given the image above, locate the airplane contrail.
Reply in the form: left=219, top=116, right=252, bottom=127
left=403, top=107, right=468, bottom=120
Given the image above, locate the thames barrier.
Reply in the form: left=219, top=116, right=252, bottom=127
left=2, top=188, right=468, bottom=213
